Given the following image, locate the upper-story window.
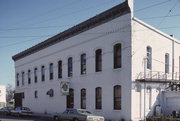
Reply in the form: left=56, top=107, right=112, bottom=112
left=68, top=57, right=73, bottom=77
left=34, top=90, right=38, bottom=98
left=34, top=68, right=38, bottom=83
left=147, top=46, right=152, bottom=70
left=95, top=49, right=102, bottom=72
left=165, top=53, right=169, bottom=73
left=81, top=88, right=86, bottom=109
left=28, top=70, right=31, bottom=84
left=49, top=63, right=53, bottom=80
left=58, top=60, right=62, bottom=79
left=22, top=72, right=24, bottom=86
left=81, top=53, right=86, bottom=75
left=114, top=85, right=121, bottom=110
left=114, top=43, right=122, bottom=69
left=41, top=66, right=45, bottom=81
left=95, top=87, right=102, bottom=109
left=16, top=73, right=19, bottom=87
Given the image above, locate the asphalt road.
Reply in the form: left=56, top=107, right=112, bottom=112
left=0, top=114, right=53, bottom=121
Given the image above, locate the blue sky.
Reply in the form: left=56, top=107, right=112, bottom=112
left=0, top=0, right=180, bottom=87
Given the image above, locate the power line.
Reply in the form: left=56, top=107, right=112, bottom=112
left=1, top=25, right=180, bottom=39
left=135, top=0, right=172, bottom=12
left=1, top=13, right=180, bottom=32
left=157, top=0, right=178, bottom=27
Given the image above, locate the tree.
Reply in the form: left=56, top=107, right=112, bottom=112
left=6, top=84, right=14, bottom=105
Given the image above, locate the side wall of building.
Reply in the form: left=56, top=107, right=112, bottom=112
left=0, top=85, right=6, bottom=108
left=131, top=18, right=180, bottom=121
left=14, top=13, right=132, bottom=120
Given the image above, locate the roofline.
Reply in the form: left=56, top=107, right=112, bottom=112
left=12, top=1, right=130, bottom=61
left=133, top=17, right=180, bottom=44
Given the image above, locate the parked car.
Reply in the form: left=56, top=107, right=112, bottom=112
left=53, top=109, right=104, bottom=121
left=0, top=107, right=13, bottom=115
left=11, top=107, right=33, bottom=116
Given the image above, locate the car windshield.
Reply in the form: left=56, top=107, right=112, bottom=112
left=77, top=110, right=92, bottom=114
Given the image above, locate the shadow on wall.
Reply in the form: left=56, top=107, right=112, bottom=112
left=146, top=93, right=162, bottom=118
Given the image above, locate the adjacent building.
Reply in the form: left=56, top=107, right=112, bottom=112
left=0, top=85, right=6, bottom=108
left=12, top=0, right=180, bottom=120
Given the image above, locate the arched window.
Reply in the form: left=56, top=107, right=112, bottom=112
left=81, top=54, right=86, bottom=75
left=49, top=63, right=53, bottom=80
left=28, top=70, right=31, bottom=84
left=114, top=43, right=122, bottom=69
left=165, top=53, right=169, bottom=73
left=22, top=72, right=24, bottom=86
left=34, top=90, right=38, bottom=98
left=34, top=68, right=38, bottom=83
left=58, top=60, right=62, bottom=78
left=95, top=87, right=102, bottom=109
left=67, top=88, right=74, bottom=108
left=147, top=46, right=152, bottom=69
left=16, top=73, right=19, bottom=86
left=147, top=86, right=152, bottom=109
left=95, top=49, right=102, bottom=72
left=81, top=88, right=86, bottom=109
left=41, top=66, right=45, bottom=81
left=68, top=57, right=73, bottom=77
left=114, top=85, right=121, bottom=110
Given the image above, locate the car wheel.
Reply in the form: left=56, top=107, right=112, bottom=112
left=54, top=116, right=59, bottom=121
left=73, top=118, right=79, bottom=121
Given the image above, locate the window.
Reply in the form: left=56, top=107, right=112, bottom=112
left=34, top=68, right=38, bottom=83
left=114, top=44, right=122, bottom=69
left=147, top=46, right=152, bottom=69
left=49, top=63, right=53, bottom=80
left=68, top=57, right=73, bottom=77
left=165, top=53, right=169, bottom=73
left=28, top=70, right=31, bottom=84
left=114, top=85, right=121, bottom=110
left=22, top=72, right=24, bottom=86
left=67, top=88, right=74, bottom=108
left=95, top=87, right=102, bottom=109
left=81, top=89, right=86, bottom=109
left=147, top=86, right=152, bottom=109
left=16, top=73, right=19, bottom=86
left=58, top=60, right=62, bottom=78
left=95, top=49, right=102, bottom=72
left=41, top=66, right=45, bottom=81
left=34, top=90, right=38, bottom=98
left=81, top=54, right=86, bottom=75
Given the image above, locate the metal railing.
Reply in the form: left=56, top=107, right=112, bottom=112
left=136, top=71, right=180, bottom=82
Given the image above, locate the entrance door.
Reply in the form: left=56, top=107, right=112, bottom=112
left=67, top=88, right=74, bottom=108
left=14, top=92, right=24, bottom=107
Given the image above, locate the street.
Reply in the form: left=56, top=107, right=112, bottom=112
left=0, top=114, right=53, bottom=121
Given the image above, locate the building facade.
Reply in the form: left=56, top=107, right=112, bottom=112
left=12, top=0, right=180, bottom=121
left=0, top=85, right=6, bottom=108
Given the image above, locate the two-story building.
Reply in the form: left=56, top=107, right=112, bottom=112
left=12, top=0, right=180, bottom=120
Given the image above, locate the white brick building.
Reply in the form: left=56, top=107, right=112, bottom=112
left=12, top=0, right=180, bottom=120
left=0, top=85, right=6, bottom=108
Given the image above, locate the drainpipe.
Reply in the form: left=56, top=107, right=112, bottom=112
left=144, top=58, right=147, bottom=121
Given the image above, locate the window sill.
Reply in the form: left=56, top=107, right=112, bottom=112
left=113, top=68, right=121, bottom=71
left=95, top=71, right=102, bottom=74
left=80, top=74, right=87, bottom=77
left=112, top=109, right=121, bottom=112
left=94, top=109, right=102, bottom=112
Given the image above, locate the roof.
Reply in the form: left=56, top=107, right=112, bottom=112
left=12, top=1, right=130, bottom=61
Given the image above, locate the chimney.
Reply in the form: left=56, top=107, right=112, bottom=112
left=127, top=0, right=134, bottom=17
